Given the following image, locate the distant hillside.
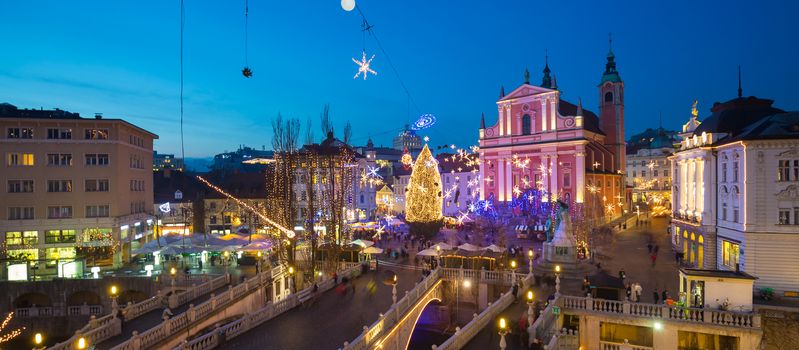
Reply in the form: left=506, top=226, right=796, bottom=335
left=183, top=157, right=212, bottom=172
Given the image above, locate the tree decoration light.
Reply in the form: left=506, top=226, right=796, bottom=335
left=0, top=312, right=24, bottom=345
left=353, top=51, right=377, bottom=80
left=405, top=144, right=443, bottom=237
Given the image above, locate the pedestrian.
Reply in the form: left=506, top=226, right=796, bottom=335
left=634, top=283, right=642, bottom=302
left=662, top=289, right=669, bottom=303
left=654, top=245, right=660, bottom=254
left=650, top=254, right=657, bottom=267
left=333, top=272, right=338, bottom=285
left=647, top=243, right=653, bottom=254
left=512, top=283, right=519, bottom=301
left=619, top=268, right=626, bottom=280
left=518, top=315, right=528, bottom=347
left=675, top=252, right=680, bottom=264
left=653, top=290, right=659, bottom=304
left=626, top=284, right=632, bottom=301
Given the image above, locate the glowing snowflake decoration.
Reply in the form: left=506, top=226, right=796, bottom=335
left=423, top=136, right=430, bottom=143
left=374, top=225, right=385, bottom=240
left=353, top=51, right=377, bottom=80
left=367, top=165, right=383, bottom=179
left=456, top=211, right=470, bottom=224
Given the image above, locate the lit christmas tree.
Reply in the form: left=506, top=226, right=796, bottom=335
left=405, top=144, right=443, bottom=238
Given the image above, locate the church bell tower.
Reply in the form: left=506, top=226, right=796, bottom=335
left=598, top=36, right=625, bottom=172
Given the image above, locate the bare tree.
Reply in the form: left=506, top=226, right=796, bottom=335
left=304, top=117, right=315, bottom=145
left=320, top=104, right=333, bottom=137
left=343, top=121, right=352, bottom=145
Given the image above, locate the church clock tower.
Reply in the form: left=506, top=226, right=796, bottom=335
left=598, top=38, right=625, bottom=172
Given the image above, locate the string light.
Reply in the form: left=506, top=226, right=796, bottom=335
left=0, top=312, right=24, bottom=345
left=196, top=175, right=296, bottom=238
left=405, top=144, right=443, bottom=224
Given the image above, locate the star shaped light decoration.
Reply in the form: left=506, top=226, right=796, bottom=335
left=353, top=51, right=377, bottom=80
left=373, top=225, right=386, bottom=240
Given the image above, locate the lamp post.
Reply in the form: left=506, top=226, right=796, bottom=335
left=510, top=260, right=517, bottom=285
left=526, top=291, right=535, bottom=329
left=527, top=249, right=534, bottom=278
left=109, top=285, right=119, bottom=315
left=392, top=274, right=398, bottom=304
left=459, top=279, right=471, bottom=324
left=435, top=245, right=441, bottom=268
left=498, top=317, right=508, bottom=350
left=76, top=337, right=87, bottom=350
left=170, top=267, right=177, bottom=290
left=33, top=332, right=44, bottom=350
left=555, top=265, right=561, bottom=296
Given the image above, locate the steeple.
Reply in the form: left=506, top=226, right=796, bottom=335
left=524, top=68, right=530, bottom=84
left=576, top=98, right=583, bottom=116
left=541, top=50, right=552, bottom=88
left=737, top=65, right=743, bottom=98
left=366, top=137, right=374, bottom=149
left=600, top=34, right=622, bottom=84
left=552, top=75, right=558, bottom=90
left=500, top=85, right=505, bottom=98
left=480, top=112, right=486, bottom=129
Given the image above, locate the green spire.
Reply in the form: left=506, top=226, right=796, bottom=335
left=542, top=50, right=552, bottom=88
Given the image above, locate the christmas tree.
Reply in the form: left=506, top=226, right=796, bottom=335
left=405, top=144, right=443, bottom=238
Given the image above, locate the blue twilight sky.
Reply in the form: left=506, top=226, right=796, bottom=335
left=1, top=0, right=797, bottom=157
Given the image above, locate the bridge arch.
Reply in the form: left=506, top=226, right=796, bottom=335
left=403, top=298, right=445, bottom=350
left=14, top=292, right=52, bottom=308
left=67, top=290, right=100, bottom=306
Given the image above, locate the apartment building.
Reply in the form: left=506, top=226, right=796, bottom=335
left=0, top=103, right=157, bottom=280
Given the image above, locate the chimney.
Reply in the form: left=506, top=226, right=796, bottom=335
left=95, top=113, right=103, bottom=119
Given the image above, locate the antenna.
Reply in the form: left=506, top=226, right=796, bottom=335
left=737, top=65, right=742, bottom=98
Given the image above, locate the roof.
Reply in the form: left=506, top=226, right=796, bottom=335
left=202, top=171, right=267, bottom=199
left=0, top=102, right=159, bottom=138
left=694, top=96, right=785, bottom=136
left=680, top=268, right=757, bottom=280
left=558, top=99, right=604, bottom=135
left=153, top=170, right=204, bottom=203
left=300, top=131, right=361, bottom=157
left=717, top=111, right=799, bottom=144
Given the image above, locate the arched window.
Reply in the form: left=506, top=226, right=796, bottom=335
left=604, top=91, right=613, bottom=103
left=521, top=114, right=531, bottom=135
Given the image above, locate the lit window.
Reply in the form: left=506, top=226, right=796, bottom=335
left=722, top=240, right=740, bottom=268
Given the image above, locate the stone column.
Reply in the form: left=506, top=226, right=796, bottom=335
left=541, top=100, right=548, bottom=131
left=479, top=157, right=486, bottom=200
left=576, top=151, right=586, bottom=203
left=696, top=157, right=705, bottom=218
left=550, top=154, right=559, bottom=199
left=498, top=106, right=504, bottom=136
left=506, top=105, right=512, bottom=135
left=505, top=159, right=513, bottom=201
left=497, top=158, right=506, bottom=202
left=550, top=99, right=557, bottom=131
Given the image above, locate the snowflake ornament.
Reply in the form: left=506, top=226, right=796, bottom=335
left=353, top=51, right=377, bottom=80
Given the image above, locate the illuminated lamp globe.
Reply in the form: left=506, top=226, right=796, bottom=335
left=341, top=0, right=355, bottom=11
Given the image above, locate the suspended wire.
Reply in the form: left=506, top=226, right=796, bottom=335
left=244, top=0, right=249, bottom=67
left=179, top=0, right=185, bottom=170
left=355, top=5, right=421, bottom=115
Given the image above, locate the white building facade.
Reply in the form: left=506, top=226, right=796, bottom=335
left=671, top=95, right=799, bottom=296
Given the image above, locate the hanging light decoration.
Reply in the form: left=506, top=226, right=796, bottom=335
left=352, top=51, right=377, bottom=80
left=410, top=113, right=437, bottom=130
left=241, top=0, right=253, bottom=77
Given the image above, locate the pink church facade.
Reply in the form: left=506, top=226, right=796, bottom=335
left=478, top=52, right=627, bottom=216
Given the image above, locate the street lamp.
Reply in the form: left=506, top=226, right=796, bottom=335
left=76, top=337, right=87, bottom=350
left=170, top=267, right=177, bottom=289
left=510, top=260, right=517, bottom=285
left=392, top=275, right=398, bottom=304
left=555, top=265, right=561, bottom=296
left=435, top=245, right=441, bottom=268
left=33, top=332, right=44, bottom=350
left=498, top=317, right=508, bottom=350
left=527, top=249, right=534, bottom=278
left=526, top=291, right=535, bottom=330
left=109, top=285, right=119, bottom=315
left=288, top=266, right=295, bottom=293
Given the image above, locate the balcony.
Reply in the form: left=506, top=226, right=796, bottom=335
left=559, top=295, right=760, bottom=329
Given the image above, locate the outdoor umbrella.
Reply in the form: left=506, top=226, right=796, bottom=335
left=457, top=243, right=482, bottom=252
left=417, top=248, right=441, bottom=257
left=160, top=245, right=204, bottom=255
left=132, top=245, right=162, bottom=255
left=351, top=239, right=375, bottom=248
left=362, top=246, right=384, bottom=254
left=483, top=244, right=505, bottom=253
left=433, top=242, right=454, bottom=250
left=238, top=242, right=272, bottom=252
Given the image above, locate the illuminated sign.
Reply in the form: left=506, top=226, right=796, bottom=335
left=159, top=202, right=171, bottom=214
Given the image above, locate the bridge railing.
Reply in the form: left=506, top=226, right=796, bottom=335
left=434, top=290, right=514, bottom=349
left=439, top=268, right=522, bottom=286
left=111, top=272, right=269, bottom=350
left=344, top=268, right=442, bottom=350
left=558, top=295, right=761, bottom=329
left=545, top=328, right=579, bottom=350
left=174, top=263, right=363, bottom=350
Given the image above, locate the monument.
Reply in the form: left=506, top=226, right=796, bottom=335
left=535, top=200, right=594, bottom=276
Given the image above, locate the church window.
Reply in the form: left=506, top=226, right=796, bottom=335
left=604, top=92, right=613, bottom=103
left=522, top=115, right=531, bottom=135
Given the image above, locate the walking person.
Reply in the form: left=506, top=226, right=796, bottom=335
left=650, top=254, right=657, bottom=267
left=647, top=242, right=653, bottom=254
left=653, top=289, right=659, bottom=304
left=662, top=289, right=669, bottom=304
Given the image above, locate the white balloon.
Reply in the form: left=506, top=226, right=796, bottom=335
left=341, top=0, right=355, bottom=11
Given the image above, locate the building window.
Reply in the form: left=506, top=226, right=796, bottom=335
left=722, top=240, right=740, bottom=268
left=47, top=180, right=73, bottom=192
left=6, top=153, right=34, bottom=166
left=521, top=114, right=531, bottom=135
left=722, top=203, right=727, bottom=221
left=563, top=173, right=571, bottom=187
left=85, top=154, right=109, bottom=166
left=632, top=171, right=636, bottom=177
left=85, top=179, right=110, bottom=192
left=47, top=153, right=73, bottom=166
left=47, top=206, right=73, bottom=219
left=86, top=205, right=110, bottom=218
left=722, top=163, right=728, bottom=182
left=360, top=194, right=364, bottom=204
left=778, top=160, right=791, bottom=181
left=47, top=128, right=72, bottom=139
left=129, top=179, right=145, bottom=192
left=8, top=180, right=34, bottom=193
left=2, top=231, right=35, bottom=245
left=210, top=215, right=217, bottom=225
left=8, top=207, right=34, bottom=220
left=46, top=230, right=77, bottom=244
left=732, top=161, right=739, bottom=182
left=5, top=231, right=22, bottom=246
left=653, top=170, right=659, bottom=177
left=7, top=127, right=34, bottom=139
left=604, top=92, right=613, bottom=103
left=84, top=129, right=109, bottom=140
left=223, top=215, right=232, bottom=224
left=641, top=170, right=647, bottom=177
left=779, top=209, right=791, bottom=225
